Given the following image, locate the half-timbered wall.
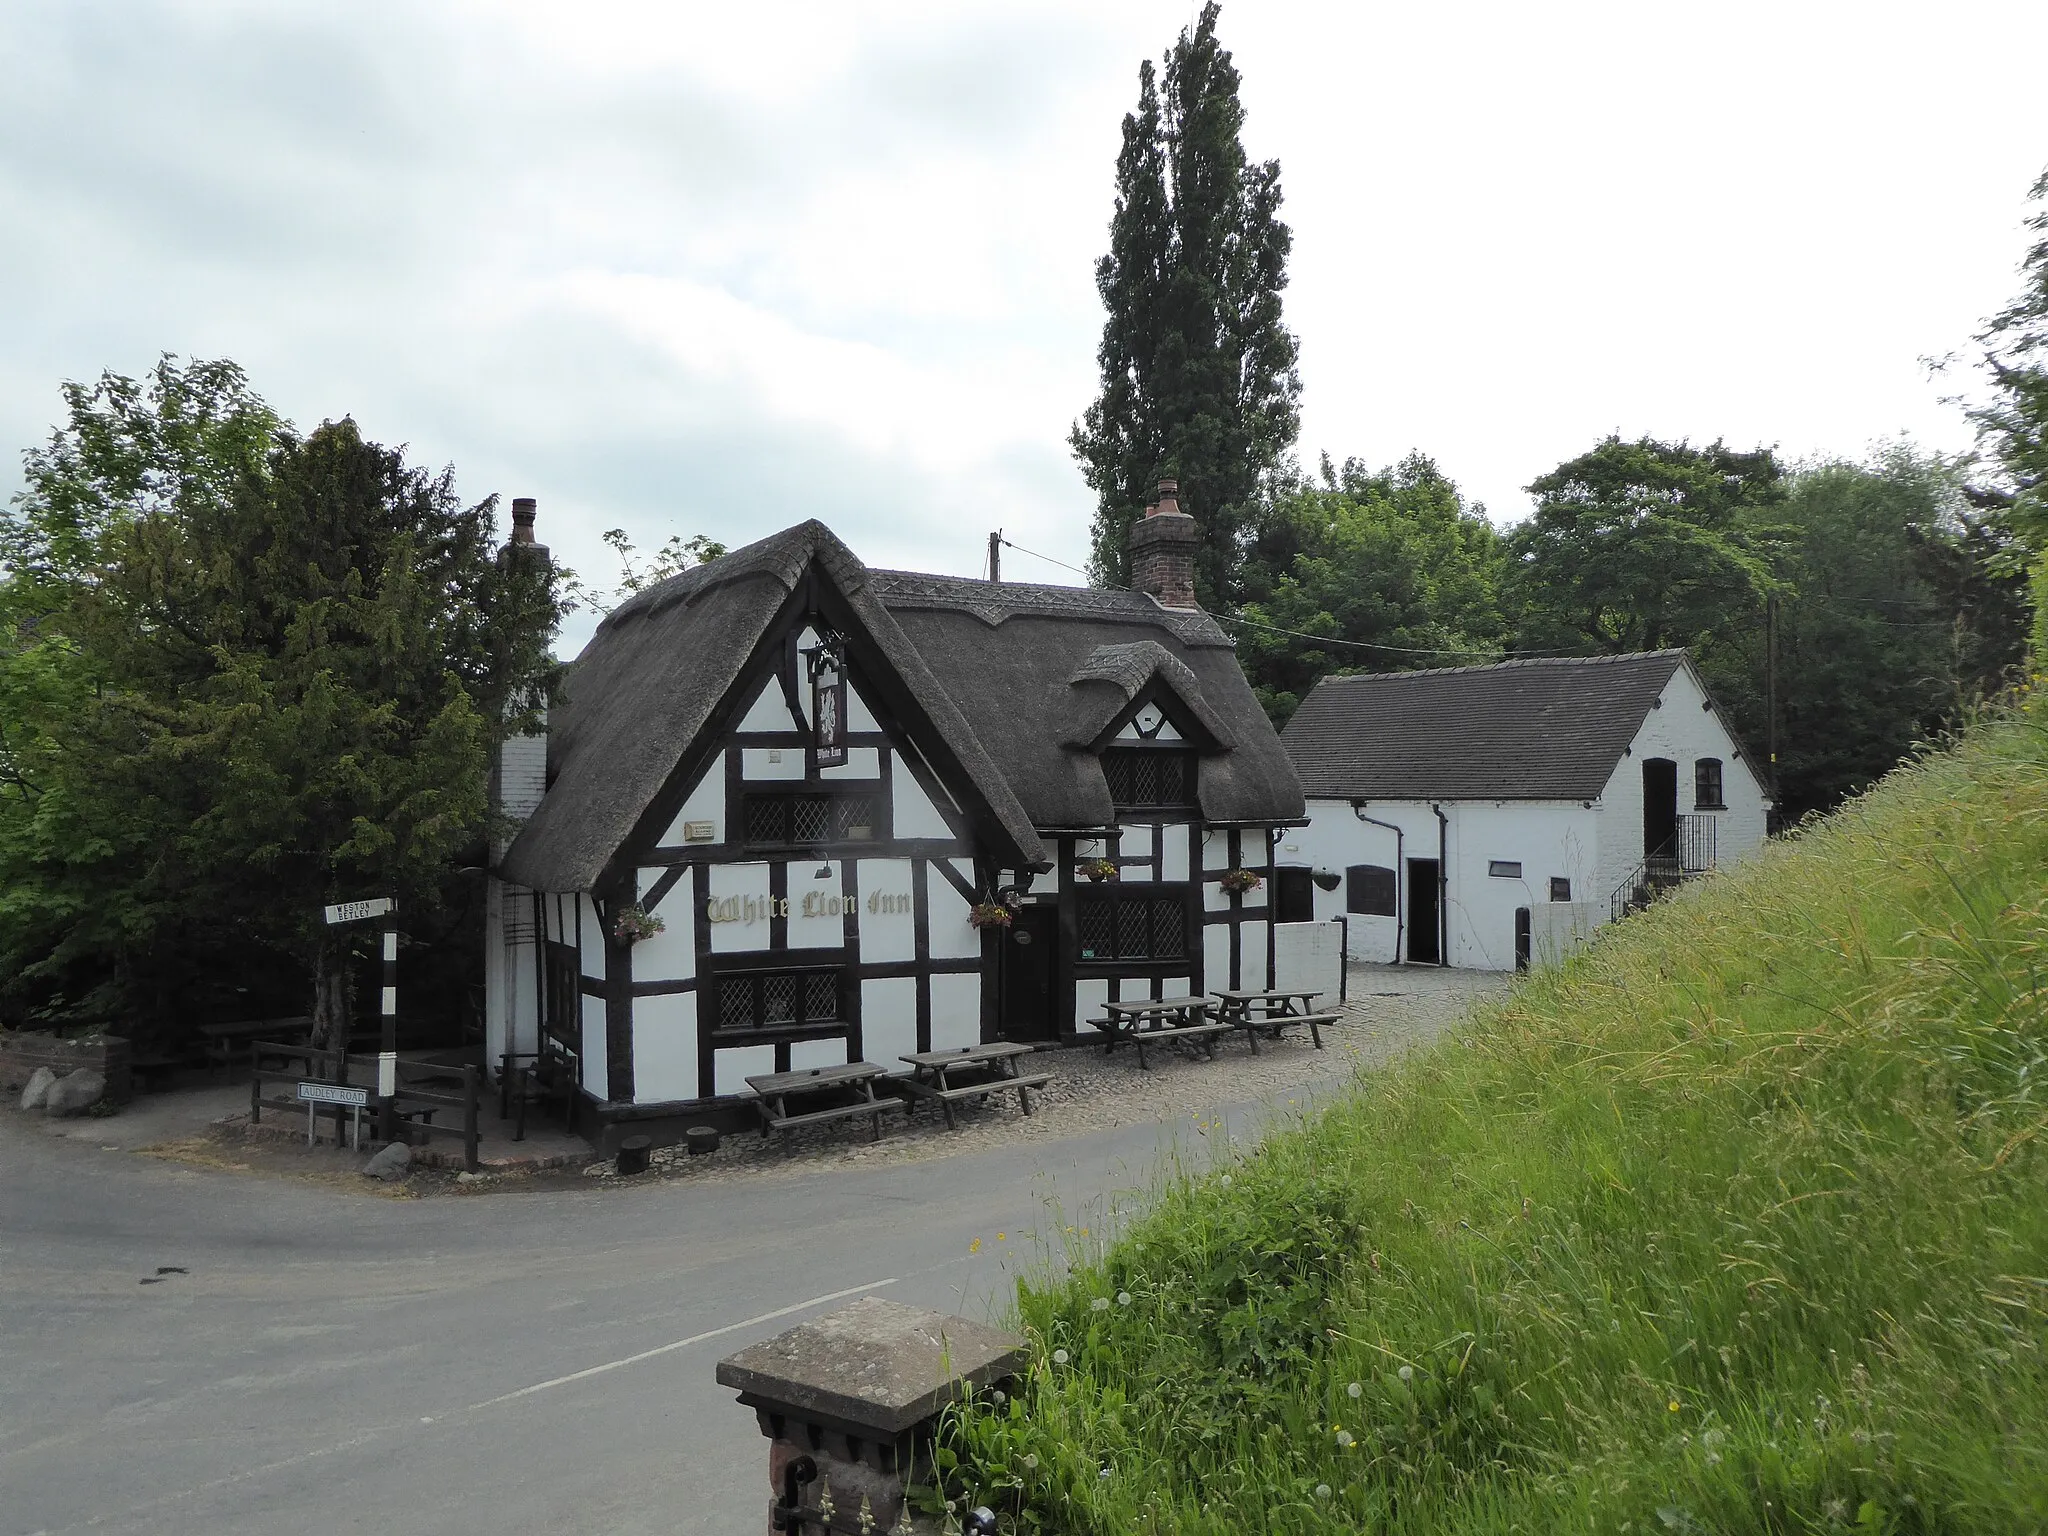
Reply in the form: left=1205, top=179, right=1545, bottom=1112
left=591, top=628, right=983, bottom=1108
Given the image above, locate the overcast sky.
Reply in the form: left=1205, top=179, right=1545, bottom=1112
left=5, top=0, right=2045, bottom=654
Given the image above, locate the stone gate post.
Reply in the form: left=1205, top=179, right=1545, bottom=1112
left=716, top=1295, right=1025, bottom=1535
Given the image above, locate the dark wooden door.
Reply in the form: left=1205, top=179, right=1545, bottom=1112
left=1406, top=859, right=1441, bottom=964
left=997, top=905, right=1059, bottom=1042
left=1642, top=758, right=1679, bottom=863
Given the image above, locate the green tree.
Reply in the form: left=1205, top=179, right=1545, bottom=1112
left=1741, top=450, right=2028, bottom=820
left=1071, top=0, right=1300, bottom=608
left=1506, top=435, right=1788, bottom=657
left=1966, top=164, right=2048, bottom=661
left=1235, top=454, right=1508, bottom=723
left=0, top=358, right=565, bottom=1043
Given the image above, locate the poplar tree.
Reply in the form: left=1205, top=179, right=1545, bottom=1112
left=1071, top=1, right=1301, bottom=608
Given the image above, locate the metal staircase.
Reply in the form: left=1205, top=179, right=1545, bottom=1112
left=1609, top=815, right=1719, bottom=921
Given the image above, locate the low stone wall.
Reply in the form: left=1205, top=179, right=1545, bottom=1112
left=0, top=1031, right=133, bottom=1105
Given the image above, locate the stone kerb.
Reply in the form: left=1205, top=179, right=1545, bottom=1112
left=716, top=1295, right=1025, bottom=1535
left=0, top=1031, right=132, bottom=1106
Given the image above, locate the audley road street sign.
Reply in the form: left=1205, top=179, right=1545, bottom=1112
left=296, top=1081, right=370, bottom=1108
left=297, top=1079, right=372, bottom=1150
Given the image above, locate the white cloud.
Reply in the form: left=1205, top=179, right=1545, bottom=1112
left=2, top=0, right=2043, bottom=657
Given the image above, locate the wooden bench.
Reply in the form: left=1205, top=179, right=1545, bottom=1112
left=195, top=1016, right=313, bottom=1080
left=1086, top=996, right=1234, bottom=1071
left=1209, top=989, right=1338, bottom=1053
left=896, top=1043, right=1053, bottom=1129
left=746, top=1062, right=906, bottom=1142
left=129, top=1054, right=183, bottom=1093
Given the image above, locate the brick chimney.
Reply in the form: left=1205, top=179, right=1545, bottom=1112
left=1128, top=478, right=1200, bottom=609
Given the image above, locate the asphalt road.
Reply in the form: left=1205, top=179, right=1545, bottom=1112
left=0, top=1084, right=1284, bottom=1536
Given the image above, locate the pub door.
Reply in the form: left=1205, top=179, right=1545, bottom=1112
left=997, top=905, right=1060, bottom=1042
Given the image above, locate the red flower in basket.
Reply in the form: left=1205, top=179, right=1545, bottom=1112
left=969, top=900, right=1015, bottom=930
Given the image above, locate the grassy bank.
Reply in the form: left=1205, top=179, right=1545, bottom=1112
left=938, top=701, right=2048, bottom=1534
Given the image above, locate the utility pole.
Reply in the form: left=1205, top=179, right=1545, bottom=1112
left=986, top=529, right=1001, bottom=584
left=1766, top=593, right=1780, bottom=820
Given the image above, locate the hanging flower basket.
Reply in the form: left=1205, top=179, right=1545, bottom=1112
left=1078, top=858, right=1119, bottom=884
left=1218, top=868, right=1263, bottom=895
left=612, top=904, right=666, bottom=943
left=968, top=900, right=1015, bottom=930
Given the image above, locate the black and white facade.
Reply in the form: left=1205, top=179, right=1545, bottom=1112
left=486, top=501, right=1306, bottom=1142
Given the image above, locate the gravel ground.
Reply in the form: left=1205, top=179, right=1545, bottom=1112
left=575, top=964, right=1510, bottom=1189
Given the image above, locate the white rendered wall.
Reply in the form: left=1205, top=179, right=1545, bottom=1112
left=1289, top=799, right=1597, bottom=971
left=633, top=992, right=697, bottom=1102
left=1592, top=662, right=1773, bottom=908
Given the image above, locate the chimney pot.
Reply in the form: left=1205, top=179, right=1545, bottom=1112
left=511, top=496, right=537, bottom=546
left=1150, top=478, right=1180, bottom=518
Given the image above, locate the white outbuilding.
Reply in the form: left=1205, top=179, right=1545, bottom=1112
left=1274, top=650, right=1772, bottom=971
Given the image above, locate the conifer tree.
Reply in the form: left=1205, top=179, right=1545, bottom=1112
left=1071, top=2, right=1300, bottom=608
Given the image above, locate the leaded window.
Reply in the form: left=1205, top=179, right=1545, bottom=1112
left=743, top=790, right=886, bottom=848
left=1102, top=748, right=1193, bottom=809
left=714, top=967, right=842, bottom=1035
left=1076, top=886, right=1190, bottom=963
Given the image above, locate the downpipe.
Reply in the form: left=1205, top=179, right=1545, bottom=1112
left=1350, top=801, right=1404, bottom=964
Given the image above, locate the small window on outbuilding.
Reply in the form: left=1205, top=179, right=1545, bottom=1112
left=1694, top=758, right=1725, bottom=810
left=1549, top=877, right=1572, bottom=903
left=1487, top=860, right=1523, bottom=879
left=1346, top=864, right=1397, bottom=916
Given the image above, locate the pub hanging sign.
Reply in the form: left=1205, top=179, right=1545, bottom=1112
left=806, top=630, right=848, bottom=770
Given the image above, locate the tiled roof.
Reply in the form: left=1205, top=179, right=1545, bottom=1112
left=1280, top=651, right=1690, bottom=802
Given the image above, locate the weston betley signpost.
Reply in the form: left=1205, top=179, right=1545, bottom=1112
left=323, top=897, right=397, bottom=1142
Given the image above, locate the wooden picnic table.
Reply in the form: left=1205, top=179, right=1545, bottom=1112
left=1088, top=995, right=1234, bottom=1071
left=1209, top=987, right=1337, bottom=1052
left=746, top=1061, right=905, bottom=1142
left=897, top=1042, right=1053, bottom=1129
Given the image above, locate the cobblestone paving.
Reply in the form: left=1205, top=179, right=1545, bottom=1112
left=575, top=965, right=1510, bottom=1188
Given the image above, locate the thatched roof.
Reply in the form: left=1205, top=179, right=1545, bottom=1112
left=500, top=522, right=1303, bottom=891
left=1281, top=651, right=1694, bottom=802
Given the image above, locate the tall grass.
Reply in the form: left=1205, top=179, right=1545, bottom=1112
left=936, top=700, right=2048, bottom=1533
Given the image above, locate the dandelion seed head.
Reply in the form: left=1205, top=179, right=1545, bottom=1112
left=1315, top=1484, right=1331, bottom=1499
left=1117, top=1291, right=1133, bottom=1306
left=1091, top=1297, right=1110, bottom=1312
left=1052, top=1348, right=1069, bottom=1365
left=1348, top=1381, right=1362, bottom=1398
left=1398, top=1365, right=1414, bottom=1383
left=1023, top=1453, right=1038, bottom=1469
left=1219, top=1174, right=1232, bottom=1188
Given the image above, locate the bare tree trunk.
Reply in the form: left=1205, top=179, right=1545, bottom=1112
left=311, top=940, right=354, bottom=1080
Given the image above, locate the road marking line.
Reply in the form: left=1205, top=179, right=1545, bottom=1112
left=466, top=1277, right=900, bottom=1410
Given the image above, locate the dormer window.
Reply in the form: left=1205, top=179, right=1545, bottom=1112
left=1103, top=747, right=1194, bottom=810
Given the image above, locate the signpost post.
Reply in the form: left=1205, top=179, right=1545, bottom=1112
left=323, top=896, right=397, bottom=1143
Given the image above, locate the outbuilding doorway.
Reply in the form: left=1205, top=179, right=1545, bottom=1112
left=1406, top=858, right=1441, bottom=965
left=997, top=904, right=1059, bottom=1042
left=1642, top=757, right=1679, bottom=864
